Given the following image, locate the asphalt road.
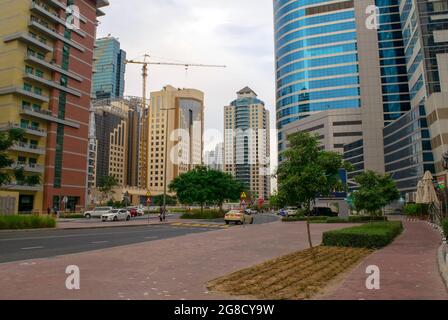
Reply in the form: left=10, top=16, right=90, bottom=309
left=0, top=214, right=279, bottom=264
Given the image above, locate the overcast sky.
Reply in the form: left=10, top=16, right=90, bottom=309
left=97, top=0, right=278, bottom=173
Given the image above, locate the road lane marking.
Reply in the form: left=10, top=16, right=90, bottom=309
left=144, top=236, right=159, bottom=240
left=91, top=241, right=109, bottom=244
left=21, top=246, right=44, bottom=250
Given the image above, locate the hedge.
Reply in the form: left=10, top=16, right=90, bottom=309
left=0, top=215, right=56, bottom=230
left=443, top=219, right=448, bottom=238
left=322, top=221, right=403, bottom=248
left=180, top=209, right=225, bottom=220
left=282, top=216, right=330, bottom=222
left=348, top=216, right=388, bottom=223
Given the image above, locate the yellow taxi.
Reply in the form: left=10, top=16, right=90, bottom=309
left=224, top=209, right=254, bottom=225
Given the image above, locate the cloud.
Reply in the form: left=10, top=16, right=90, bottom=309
left=97, top=0, right=278, bottom=172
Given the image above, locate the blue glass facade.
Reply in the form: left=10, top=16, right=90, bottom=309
left=376, top=0, right=412, bottom=125
left=274, top=0, right=361, bottom=142
left=383, top=105, right=435, bottom=192
left=92, top=37, right=126, bottom=99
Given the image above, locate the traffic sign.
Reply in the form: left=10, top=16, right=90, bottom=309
left=240, top=192, right=247, bottom=200
left=146, top=191, right=151, bottom=197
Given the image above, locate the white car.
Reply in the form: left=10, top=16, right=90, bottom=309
left=84, top=206, right=113, bottom=219
left=101, top=209, right=131, bottom=222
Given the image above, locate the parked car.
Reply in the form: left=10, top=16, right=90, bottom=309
left=101, top=209, right=131, bottom=222
left=310, top=207, right=338, bottom=217
left=278, top=207, right=298, bottom=217
left=84, top=206, right=113, bottom=219
left=225, top=209, right=254, bottom=225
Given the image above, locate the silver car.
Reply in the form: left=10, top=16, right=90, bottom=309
left=101, top=209, right=131, bottom=222
left=84, top=206, right=113, bottom=219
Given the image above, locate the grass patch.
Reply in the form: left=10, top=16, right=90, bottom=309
left=322, top=221, right=403, bottom=249
left=208, top=246, right=372, bottom=300
left=180, top=209, right=225, bottom=220
left=0, top=215, right=56, bottom=230
left=59, top=214, right=85, bottom=219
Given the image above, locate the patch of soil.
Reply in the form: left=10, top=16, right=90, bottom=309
left=207, top=246, right=373, bottom=300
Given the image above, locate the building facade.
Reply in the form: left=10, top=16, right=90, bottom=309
left=92, top=36, right=126, bottom=100
left=224, top=87, right=270, bottom=201
left=0, top=0, right=108, bottom=213
left=281, top=108, right=363, bottom=154
left=274, top=0, right=401, bottom=173
left=88, top=97, right=143, bottom=197
left=147, top=85, right=204, bottom=196
left=204, top=142, right=224, bottom=171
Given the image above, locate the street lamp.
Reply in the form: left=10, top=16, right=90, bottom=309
left=161, top=106, right=176, bottom=220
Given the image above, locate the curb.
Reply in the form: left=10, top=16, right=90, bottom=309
left=438, top=243, right=448, bottom=290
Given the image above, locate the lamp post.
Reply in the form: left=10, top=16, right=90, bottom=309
left=162, top=106, right=176, bottom=219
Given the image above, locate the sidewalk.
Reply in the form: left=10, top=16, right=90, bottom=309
left=320, top=221, right=448, bottom=300
left=0, top=221, right=353, bottom=300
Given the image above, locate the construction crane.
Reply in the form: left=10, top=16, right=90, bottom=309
left=125, top=54, right=226, bottom=108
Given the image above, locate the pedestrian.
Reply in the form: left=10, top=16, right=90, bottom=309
left=47, top=207, right=51, bottom=215
left=162, top=207, right=167, bottom=221
left=159, top=206, right=163, bottom=222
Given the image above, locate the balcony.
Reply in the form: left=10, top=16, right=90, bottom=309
left=28, top=20, right=85, bottom=52
left=8, top=162, right=45, bottom=174
left=10, top=142, right=46, bottom=155
left=43, top=0, right=88, bottom=23
left=31, top=2, right=87, bottom=38
left=0, top=86, right=49, bottom=103
left=20, top=105, right=80, bottom=129
left=23, top=72, right=81, bottom=97
left=3, top=183, right=43, bottom=192
left=0, top=122, right=47, bottom=137
left=25, top=53, right=82, bottom=82
left=3, top=32, right=53, bottom=52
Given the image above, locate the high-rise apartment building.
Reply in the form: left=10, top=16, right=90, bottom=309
left=89, top=97, right=143, bottom=190
left=0, top=0, right=108, bottom=213
left=205, top=142, right=224, bottom=171
left=147, top=85, right=204, bottom=195
left=92, top=36, right=126, bottom=100
left=224, top=87, right=270, bottom=201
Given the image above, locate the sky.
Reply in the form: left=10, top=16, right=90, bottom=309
left=97, top=0, right=278, bottom=175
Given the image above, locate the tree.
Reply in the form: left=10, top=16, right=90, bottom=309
left=98, top=175, right=119, bottom=201
left=169, top=166, right=244, bottom=213
left=352, top=171, right=400, bottom=217
left=277, top=132, right=348, bottom=248
left=151, top=195, right=177, bottom=206
left=207, top=169, right=244, bottom=212
left=0, top=128, right=25, bottom=186
left=269, top=192, right=286, bottom=210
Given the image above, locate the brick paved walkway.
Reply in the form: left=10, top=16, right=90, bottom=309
left=0, top=221, right=352, bottom=300
left=320, top=221, right=448, bottom=300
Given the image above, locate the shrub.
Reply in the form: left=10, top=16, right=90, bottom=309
left=403, top=204, right=419, bottom=216
left=282, top=216, right=330, bottom=222
left=323, top=221, right=403, bottom=248
left=348, top=216, right=388, bottom=223
left=59, top=214, right=85, bottom=219
left=0, top=215, right=56, bottom=230
left=180, top=209, right=225, bottom=220
left=443, top=219, right=448, bottom=238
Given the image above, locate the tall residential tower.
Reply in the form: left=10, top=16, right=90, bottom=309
left=224, top=87, right=271, bottom=201
left=0, top=0, right=108, bottom=213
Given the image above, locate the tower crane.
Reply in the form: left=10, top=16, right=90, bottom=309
left=125, top=54, right=226, bottom=108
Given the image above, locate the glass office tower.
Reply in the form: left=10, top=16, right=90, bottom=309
left=92, top=36, right=126, bottom=100
left=274, top=0, right=361, bottom=140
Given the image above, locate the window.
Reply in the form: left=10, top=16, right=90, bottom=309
left=23, top=83, right=32, bottom=92
left=25, top=66, right=34, bottom=74
left=35, top=69, right=44, bottom=78
left=34, top=87, right=42, bottom=95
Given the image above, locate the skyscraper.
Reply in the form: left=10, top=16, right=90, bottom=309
left=0, top=0, right=108, bottom=214
left=92, top=36, right=126, bottom=100
left=147, top=85, right=204, bottom=195
left=224, top=87, right=270, bottom=201
left=274, top=0, right=394, bottom=174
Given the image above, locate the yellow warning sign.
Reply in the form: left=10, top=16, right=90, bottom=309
left=240, top=192, right=247, bottom=199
